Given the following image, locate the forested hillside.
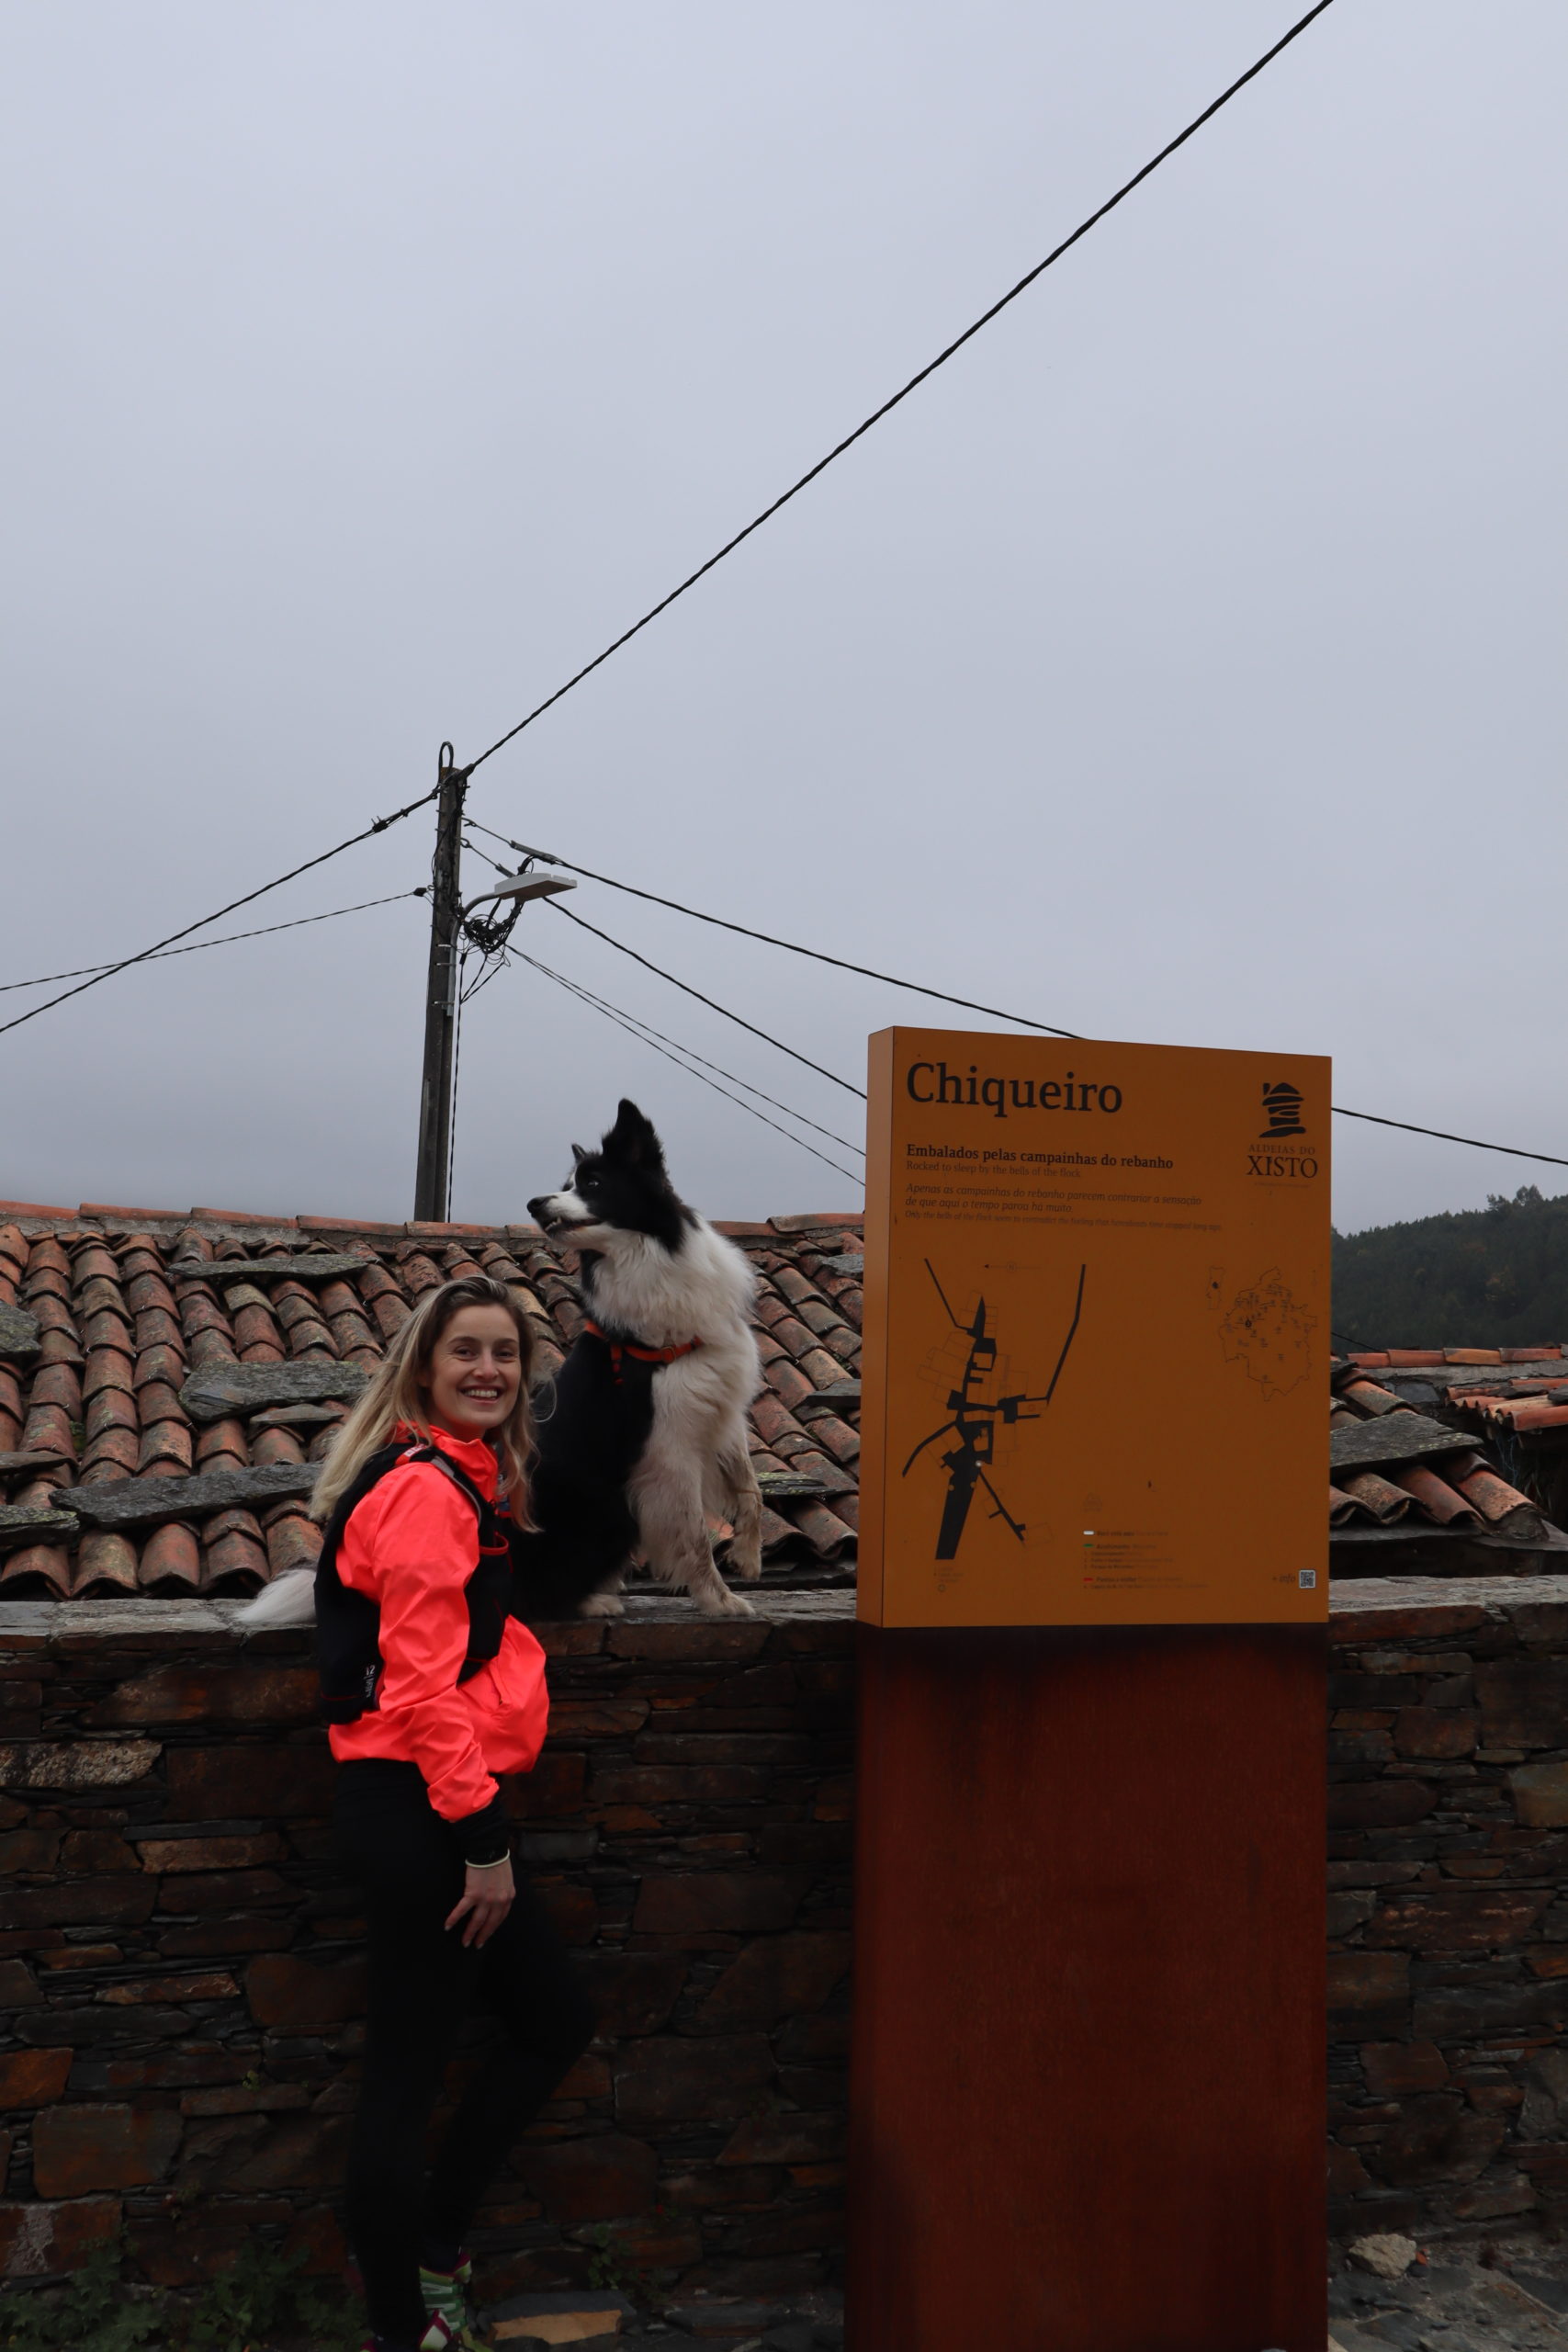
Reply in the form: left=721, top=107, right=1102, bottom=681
left=1334, top=1186, right=1568, bottom=1349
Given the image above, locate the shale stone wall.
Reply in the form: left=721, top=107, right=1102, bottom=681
left=0, top=1593, right=852, bottom=2301
left=12, top=1577, right=1568, bottom=2289
left=1330, top=1577, right=1568, bottom=2242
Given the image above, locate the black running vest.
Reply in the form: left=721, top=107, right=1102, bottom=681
left=313, top=1440, right=513, bottom=1725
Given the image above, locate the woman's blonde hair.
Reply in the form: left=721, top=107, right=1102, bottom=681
left=311, top=1273, right=536, bottom=1526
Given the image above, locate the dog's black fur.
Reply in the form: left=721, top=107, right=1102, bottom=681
left=505, top=1338, right=654, bottom=1623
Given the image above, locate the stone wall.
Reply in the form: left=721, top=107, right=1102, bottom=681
left=0, top=1593, right=853, bottom=2300
left=1330, top=1577, right=1568, bottom=2242
left=10, top=1577, right=1568, bottom=2290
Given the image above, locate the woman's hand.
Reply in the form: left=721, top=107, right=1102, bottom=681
left=446, top=1856, right=515, bottom=1948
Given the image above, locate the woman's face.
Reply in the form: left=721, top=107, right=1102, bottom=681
left=423, top=1304, right=523, bottom=1439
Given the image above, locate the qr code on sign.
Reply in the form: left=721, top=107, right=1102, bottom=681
left=1299, top=1570, right=1317, bottom=1589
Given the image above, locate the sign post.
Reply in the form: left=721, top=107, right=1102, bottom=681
left=849, top=1028, right=1329, bottom=2351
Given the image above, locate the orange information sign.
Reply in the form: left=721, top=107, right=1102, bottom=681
left=859, top=1027, right=1330, bottom=1628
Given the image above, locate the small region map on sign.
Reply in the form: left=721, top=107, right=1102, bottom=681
left=1216, top=1268, right=1315, bottom=1402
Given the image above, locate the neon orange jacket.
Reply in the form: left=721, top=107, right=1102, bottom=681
left=326, top=1423, right=549, bottom=1823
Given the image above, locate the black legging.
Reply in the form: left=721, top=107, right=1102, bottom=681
left=333, top=1759, right=597, bottom=2345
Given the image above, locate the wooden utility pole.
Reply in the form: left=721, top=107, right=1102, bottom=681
left=412, top=744, right=469, bottom=1222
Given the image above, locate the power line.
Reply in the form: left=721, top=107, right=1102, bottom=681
left=544, top=897, right=869, bottom=1097
left=465, top=0, right=1338, bottom=776
left=0, top=789, right=440, bottom=1043
left=473, top=823, right=1568, bottom=1175
left=0, top=890, right=426, bottom=996
left=467, top=820, right=1076, bottom=1038
left=1331, top=1107, right=1568, bottom=1172
left=513, top=949, right=863, bottom=1159
left=511, top=948, right=863, bottom=1184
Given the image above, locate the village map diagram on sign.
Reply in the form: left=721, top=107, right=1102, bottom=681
left=1213, top=1266, right=1315, bottom=1402
left=902, top=1258, right=1087, bottom=1561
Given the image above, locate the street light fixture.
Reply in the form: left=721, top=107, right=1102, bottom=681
left=460, top=871, right=576, bottom=922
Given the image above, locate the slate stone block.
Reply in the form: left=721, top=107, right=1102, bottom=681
left=0, top=2047, right=73, bottom=2107
left=1328, top=1781, right=1437, bottom=1831
left=695, top=1933, right=851, bottom=2032
left=1478, top=1661, right=1568, bottom=1749
left=1365, top=1887, right=1551, bottom=1951
left=0, top=1873, right=158, bottom=1932
left=165, top=1741, right=333, bottom=1817
left=513, top=2132, right=659, bottom=2222
left=1512, top=1760, right=1568, bottom=1827
left=1371, top=2093, right=1506, bottom=2189
left=245, top=1951, right=367, bottom=2030
left=634, top=1873, right=809, bottom=1936
left=157, top=1916, right=294, bottom=1959
left=0, top=2193, right=120, bottom=2278
left=64, top=1464, right=318, bottom=1528
left=88, top=1662, right=318, bottom=1727
left=571, top=1951, right=687, bottom=2037
left=718, top=2112, right=844, bottom=2167
left=0, top=1303, right=40, bottom=1363
left=1327, top=1952, right=1409, bottom=2041
left=179, top=1363, right=367, bottom=1424
left=1413, top=1980, right=1568, bottom=2041
left=32, top=2102, right=183, bottom=2196
left=613, top=2034, right=773, bottom=2124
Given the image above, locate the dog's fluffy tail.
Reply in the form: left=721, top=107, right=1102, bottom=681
left=235, top=1567, right=317, bottom=1630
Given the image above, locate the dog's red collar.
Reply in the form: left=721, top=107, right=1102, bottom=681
left=583, top=1317, right=703, bottom=1382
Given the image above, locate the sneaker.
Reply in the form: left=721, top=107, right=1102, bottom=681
left=419, top=2254, right=484, bottom=2343
left=358, top=2317, right=468, bottom=2352
left=420, top=2319, right=470, bottom=2352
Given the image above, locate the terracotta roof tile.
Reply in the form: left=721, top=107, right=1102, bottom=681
left=1, top=1539, right=72, bottom=1595
left=76, top=1530, right=138, bottom=1596
left=25, top=1193, right=1562, bottom=1599
left=1338, top=1469, right=1413, bottom=1524
left=1388, top=1464, right=1480, bottom=1528
left=138, top=1420, right=194, bottom=1475
left=85, top=1379, right=136, bottom=1433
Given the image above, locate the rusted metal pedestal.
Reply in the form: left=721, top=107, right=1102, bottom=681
left=848, top=1623, right=1325, bottom=2352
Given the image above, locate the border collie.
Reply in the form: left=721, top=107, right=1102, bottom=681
left=238, top=1101, right=763, bottom=1629
left=520, top=1099, right=763, bottom=1620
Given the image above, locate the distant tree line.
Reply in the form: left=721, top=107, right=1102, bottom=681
left=1334, top=1185, right=1568, bottom=1350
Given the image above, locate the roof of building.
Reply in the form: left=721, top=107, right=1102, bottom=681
left=0, top=1200, right=864, bottom=1600
left=6, top=1194, right=1566, bottom=1601
left=1329, top=1349, right=1568, bottom=1562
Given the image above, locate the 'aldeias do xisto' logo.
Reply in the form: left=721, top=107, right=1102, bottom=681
left=1259, top=1080, right=1306, bottom=1139
left=1249, top=1077, right=1319, bottom=1180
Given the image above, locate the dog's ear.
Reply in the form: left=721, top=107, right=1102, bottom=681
left=570, top=1144, right=587, bottom=1169
left=603, top=1098, right=664, bottom=1169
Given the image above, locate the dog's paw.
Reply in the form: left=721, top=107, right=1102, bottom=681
left=701, top=1585, right=756, bottom=1619
left=579, top=1592, right=626, bottom=1619
left=730, top=1552, right=763, bottom=1583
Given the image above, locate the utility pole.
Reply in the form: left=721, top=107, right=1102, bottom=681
left=412, top=743, right=469, bottom=1222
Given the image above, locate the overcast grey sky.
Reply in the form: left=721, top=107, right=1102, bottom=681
left=3, top=2, right=1562, bottom=1234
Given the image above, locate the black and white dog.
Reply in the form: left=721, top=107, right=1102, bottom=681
left=239, top=1101, right=763, bottom=1628
left=519, top=1100, right=763, bottom=1621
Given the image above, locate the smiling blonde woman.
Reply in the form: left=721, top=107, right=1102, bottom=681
left=310, top=1273, right=594, bottom=2352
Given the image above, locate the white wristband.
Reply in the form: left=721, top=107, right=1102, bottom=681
left=466, top=1852, right=511, bottom=1870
